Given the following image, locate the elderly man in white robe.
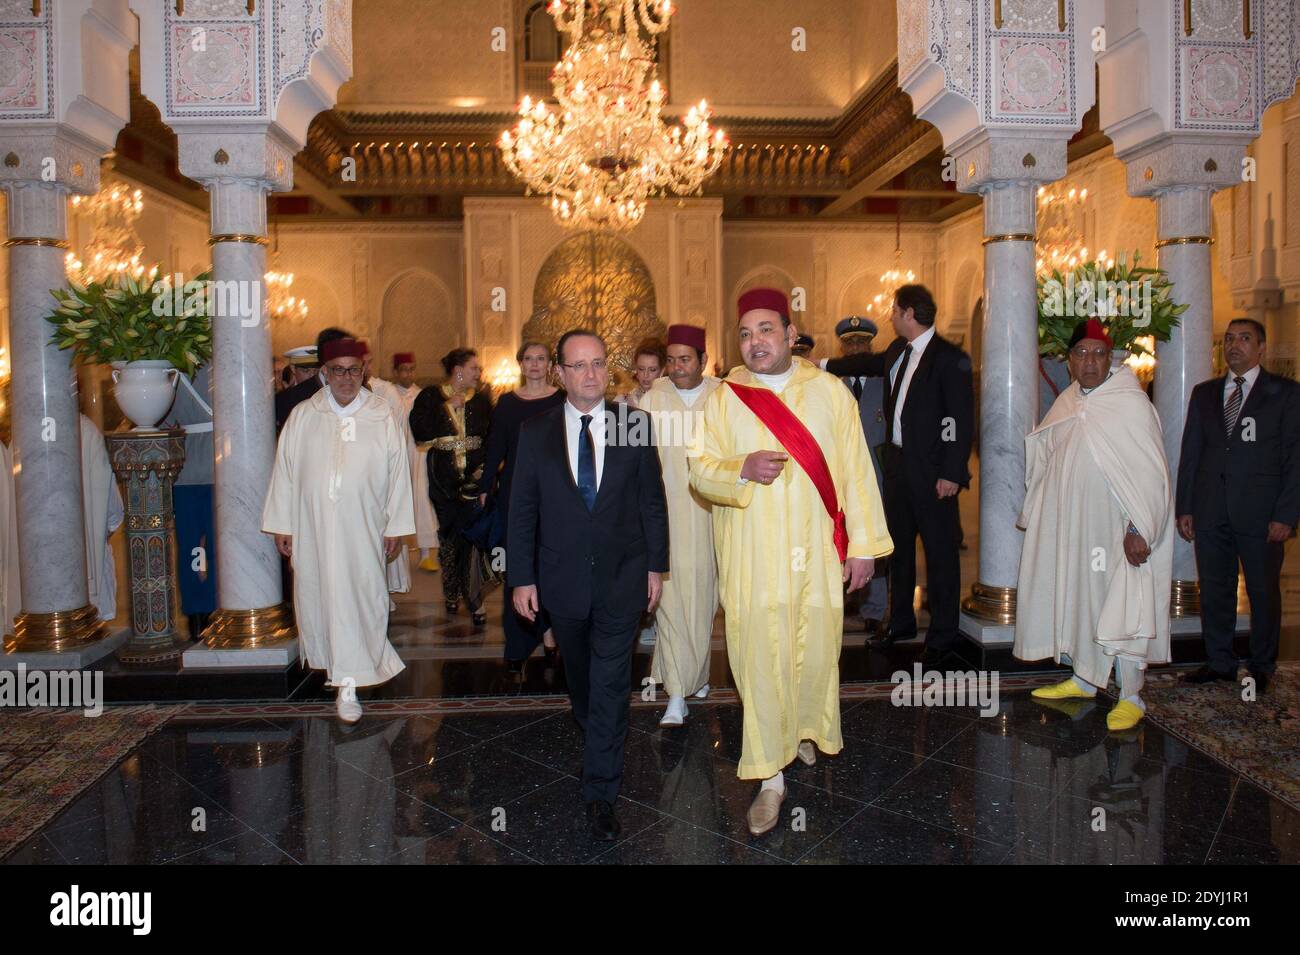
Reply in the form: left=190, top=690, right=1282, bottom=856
left=264, top=337, right=415, bottom=723
left=1015, top=319, right=1174, bottom=731
left=640, top=323, right=721, bottom=726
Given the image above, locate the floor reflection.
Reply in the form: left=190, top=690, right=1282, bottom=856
left=9, top=691, right=1297, bottom=865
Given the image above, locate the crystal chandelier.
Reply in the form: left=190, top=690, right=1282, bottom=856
left=1035, top=184, right=1113, bottom=274
left=264, top=250, right=308, bottom=324
left=65, top=183, right=152, bottom=283
left=499, top=0, right=728, bottom=232
left=871, top=211, right=915, bottom=320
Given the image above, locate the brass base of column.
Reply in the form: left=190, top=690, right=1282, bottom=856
left=961, top=582, right=1017, bottom=625
left=201, top=603, right=297, bottom=649
left=5, top=604, right=107, bottom=653
left=1171, top=579, right=1201, bottom=617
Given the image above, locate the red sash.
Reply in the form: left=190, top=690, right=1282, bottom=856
left=726, top=380, right=849, bottom=563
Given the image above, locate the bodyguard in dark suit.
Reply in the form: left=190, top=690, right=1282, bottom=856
left=1176, top=319, right=1299, bottom=692
left=824, top=285, right=974, bottom=664
left=508, top=329, right=669, bottom=840
left=835, top=315, right=889, bottom=631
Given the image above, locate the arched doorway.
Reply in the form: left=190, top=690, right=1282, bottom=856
left=377, top=270, right=455, bottom=385
left=523, top=233, right=663, bottom=380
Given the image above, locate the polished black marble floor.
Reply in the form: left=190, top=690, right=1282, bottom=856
left=6, top=689, right=1296, bottom=865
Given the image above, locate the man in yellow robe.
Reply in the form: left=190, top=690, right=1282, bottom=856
left=690, top=288, right=893, bottom=836
left=263, top=338, right=415, bottom=724
left=1016, top=320, right=1173, bottom=731
left=641, top=323, right=721, bottom=726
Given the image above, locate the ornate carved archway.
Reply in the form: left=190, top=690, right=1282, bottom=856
left=524, top=233, right=663, bottom=375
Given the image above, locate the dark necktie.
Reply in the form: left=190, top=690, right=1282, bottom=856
left=577, top=413, right=597, bottom=511
left=886, top=344, right=913, bottom=445
left=1224, top=375, right=1245, bottom=435
left=851, top=377, right=863, bottom=402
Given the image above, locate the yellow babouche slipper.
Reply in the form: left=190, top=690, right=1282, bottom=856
left=1031, top=678, right=1095, bottom=700
left=419, top=555, right=440, bottom=572
left=1106, top=700, right=1145, bottom=731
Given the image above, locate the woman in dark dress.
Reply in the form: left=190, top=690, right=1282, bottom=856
left=410, top=348, right=493, bottom=625
left=479, top=341, right=565, bottom=670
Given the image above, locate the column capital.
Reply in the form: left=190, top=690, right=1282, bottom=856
left=0, top=127, right=108, bottom=197
left=177, top=128, right=297, bottom=194
left=950, top=130, right=1071, bottom=194
left=1115, top=133, right=1251, bottom=198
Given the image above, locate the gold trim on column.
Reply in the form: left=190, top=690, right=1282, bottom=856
left=6, top=604, right=106, bottom=653
left=3, top=237, right=70, bottom=249
left=207, top=233, right=269, bottom=246
left=994, top=0, right=1003, bottom=28
left=1171, top=579, right=1201, bottom=617
left=961, top=582, right=1017, bottom=625
left=202, top=602, right=297, bottom=649
left=1243, top=0, right=1252, bottom=38
left=1184, top=0, right=1193, bottom=36
left=981, top=233, right=1036, bottom=245
left=1154, top=236, right=1213, bottom=248
left=1058, top=0, right=1066, bottom=31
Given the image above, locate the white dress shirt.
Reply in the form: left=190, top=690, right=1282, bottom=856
left=326, top=387, right=367, bottom=418
left=1223, top=364, right=1261, bottom=406
left=564, top=398, right=607, bottom=489
left=888, top=325, right=936, bottom=447
left=753, top=363, right=796, bottom=394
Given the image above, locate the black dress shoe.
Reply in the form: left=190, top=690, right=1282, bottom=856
left=1248, top=669, right=1270, bottom=694
left=505, top=659, right=524, bottom=676
left=587, top=800, right=621, bottom=841
left=1183, top=664, right=1237, bottom=684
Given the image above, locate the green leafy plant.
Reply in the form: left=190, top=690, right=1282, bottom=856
left=45, top=269, right=213, bottom=377
left=1037, top=252, right=1188, bottom=360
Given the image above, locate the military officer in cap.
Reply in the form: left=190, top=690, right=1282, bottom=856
left=792, top=333, right=816, bottom=359
left=836, top=316, right=889, bottom=633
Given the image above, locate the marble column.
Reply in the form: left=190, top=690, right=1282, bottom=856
left=198, top=177, right=295, bottom=649
left=1153, top=186, right=1215, bottom=614
left=2, top=180, right=102, bottom=652
left=962, top=180, right=1040, bottom=625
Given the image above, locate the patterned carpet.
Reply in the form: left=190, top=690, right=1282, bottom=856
left=1140, top=663, right=1300, bottom=810
left=0, top=705, right=180, bottom=860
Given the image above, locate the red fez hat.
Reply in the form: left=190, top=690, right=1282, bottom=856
left=737, top=287, right=789, bottom=321
left=666, top=324, right=706, bottom=352
left=393, top=352, right=415, bottom=367
left=1069, top=318, right=1113, bottom=351
left=320, top=338, right=367, bottom=363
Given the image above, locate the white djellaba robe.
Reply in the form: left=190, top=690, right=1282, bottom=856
left=640, top=375, right=721, bottom=697
left=0, top=441, right=20, bottom=634
left=262, top=387, right=415, bottom=687
left=368, top=376, right=414, bottom=595
left=1014, top=365, right=1173, bottom=687
left=81, top=415, right=124, bottom=622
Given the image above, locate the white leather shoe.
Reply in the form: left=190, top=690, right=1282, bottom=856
left=659, top=696, right=688, bottom=727
left=693, top=683, right=710, bottom=699
left=336, top=679, right=362, bottom=724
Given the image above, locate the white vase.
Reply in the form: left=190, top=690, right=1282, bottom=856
left=111, top=360, right=179, bottom=430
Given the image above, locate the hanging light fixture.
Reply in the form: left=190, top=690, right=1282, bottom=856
left=871, top=208, right=916, bottom=320
left=264, top=226, right=308, bottom=324
left=499, top=0, right=728, bottom=232
left=1035, top=184, right=1113, bottom=274
left=65, top=182, right=153, bottom=284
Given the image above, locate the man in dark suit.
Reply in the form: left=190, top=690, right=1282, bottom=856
left=835, top=315, right=889, bottom=634
left=508, top=329, right=669, bottom=840
left=823, top=285, right=974, bottom=665
left=1177, top=318, right=1299, bottom=693
left=274, top=326, right=355, bottom=432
